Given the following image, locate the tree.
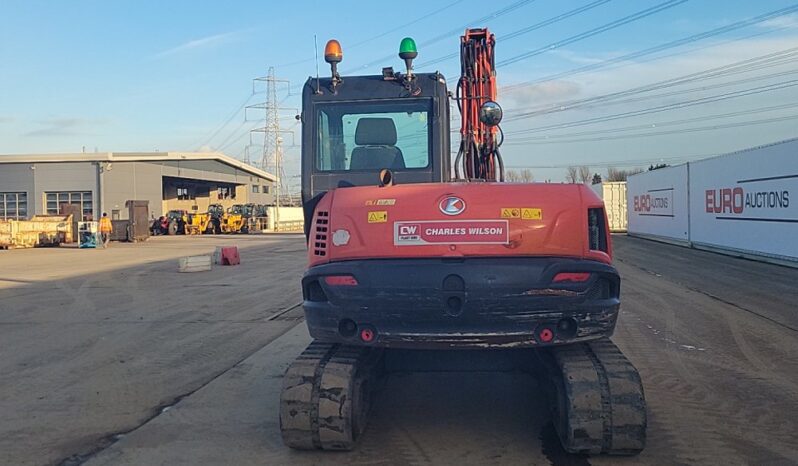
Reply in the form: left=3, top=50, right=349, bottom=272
left=505, top=168, right=534, bottom=183
left=565, top=166, right=578, bottom=183
left=578, top=165, right=591, bottom=184
left=591, top=173, right=602, bottom=185
left=606, top=166, right=644, bottom=182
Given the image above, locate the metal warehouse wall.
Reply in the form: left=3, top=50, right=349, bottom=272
left=0, top=164, right=35, bottom=198
left=102, top=162, right=163, bottom=220
left=32, top=163, right=98, bottom=218
left=627, top=164, right=689, bottom=243
left=627, top=138, right=798, bottom=264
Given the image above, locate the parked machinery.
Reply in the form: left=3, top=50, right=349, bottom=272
left=207, top=204, right=225, bottom=234
left=164, top=210, right=188, bottom=235
left=278, top=31, right=646, bottom=456
left=243, top=203, right=269, bottom=232
left=184, top=212, right=209, bottom=235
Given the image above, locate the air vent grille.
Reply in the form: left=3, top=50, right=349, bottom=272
left=313, top=211, right=329, bottom=256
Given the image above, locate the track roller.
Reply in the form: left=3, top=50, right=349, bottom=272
left=548, top=338, right=647, bottom=455
left=279, top=341, right=383, bottom=450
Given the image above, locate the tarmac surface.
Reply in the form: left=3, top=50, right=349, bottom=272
left=1, top=235, right=797, bottom=465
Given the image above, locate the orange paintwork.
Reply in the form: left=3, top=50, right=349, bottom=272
left=308, top=183, right=612, bottom=267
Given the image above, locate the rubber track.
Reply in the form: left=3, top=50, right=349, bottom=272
left=551, top=338, right=647, bottom=455
left=279, top=341, right=383, bottom=451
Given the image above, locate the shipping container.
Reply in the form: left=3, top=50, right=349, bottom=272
left=591, top=182, right=627, bottom=232
left=625, top=138, right=798, bottom=265
left=627, top=164, right=690, bottom=243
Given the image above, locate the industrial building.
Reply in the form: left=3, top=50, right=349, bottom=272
left=0, top=152, right=276, bottom=221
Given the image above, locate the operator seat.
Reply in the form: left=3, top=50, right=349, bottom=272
left=349, top=118, right=406, bottom=170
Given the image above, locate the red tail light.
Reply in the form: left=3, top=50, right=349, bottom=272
left=553, top=272, right=591, bottom=283
left=324, top=275, right=359, bottom=286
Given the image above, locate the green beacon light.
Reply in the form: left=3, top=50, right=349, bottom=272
left=399, top=37, right=418, bottom=79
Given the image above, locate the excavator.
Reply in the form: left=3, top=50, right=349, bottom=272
left=279, top=29, right=646, bottom=456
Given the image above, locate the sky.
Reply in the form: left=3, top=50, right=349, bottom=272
left=1, top=0, right=797, bottom=184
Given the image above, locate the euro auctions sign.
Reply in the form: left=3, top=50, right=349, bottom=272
left=632, top=189, right=674, bottom=217
left=704, top=185, right=790, bottom=217
left=394, top=220, right=509, bottom=246
left=689, top=139, right=798, bottom=261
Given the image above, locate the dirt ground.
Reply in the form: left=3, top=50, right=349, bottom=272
left=1, top=235, right=797, bottom=465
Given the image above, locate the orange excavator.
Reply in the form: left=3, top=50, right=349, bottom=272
left=279, top=29, right=646, bottom=456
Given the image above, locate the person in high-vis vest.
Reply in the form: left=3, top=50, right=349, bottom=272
left=99, top=212, right=113, bottom=248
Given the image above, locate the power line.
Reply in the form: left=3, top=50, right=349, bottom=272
left=552, top=21, right=798, bottom=92
left=350, top=0, right=467, bottom=48
left=503, top=113, right=798, bottom=145
left=342, top=0, right=538, bottom=74
left=218, top=121, right=264, bottom=153
left=503, top=47, right=798, bottom=120
left=507, top=102, right=798, bottom=141
left=417, top=0, right=613, bottom=68
left=213, top=119, right=249, bottom=151
left=502, top=3, right=798, bottom=92
left=505, top=153, right=713, bottom=169
left=504, top=79, right=798, bottom=132
left=193, top=92, right=254, bottom=150
left=276, top=0, right=466, bottom=68
left=497, top=0, right=689, bottom=68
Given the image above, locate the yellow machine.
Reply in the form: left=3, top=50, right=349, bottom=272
left=221, top=205, right=247, bottom=234
left=184, top=213, right=210, bottom=235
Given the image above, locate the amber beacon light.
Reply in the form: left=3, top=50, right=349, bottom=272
left=324, top=39, right=343, bottom=90
left=324, top=39, right=343, bottom=63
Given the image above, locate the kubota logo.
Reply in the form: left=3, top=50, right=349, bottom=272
left=439, top=196, right=466, bottom=216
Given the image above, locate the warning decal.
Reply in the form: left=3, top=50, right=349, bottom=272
left=501, top=207, right=542, bottom=220
left=368, top=211, right=388, bottom=223
left=522, top=208, right=542, bottom=220
left=394, top=220, right=509, bottom=246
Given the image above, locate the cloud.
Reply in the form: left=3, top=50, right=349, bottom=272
left=548, top=49, right=625, bottom=66
left=0, top=116, right=14, bottom=124
left=503, top=80, right=582, bottom=108
left=25, top=118, right=105, bottom=137
left=153, top=30, right=244, bottom=59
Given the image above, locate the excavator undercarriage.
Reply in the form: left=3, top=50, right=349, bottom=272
left=280, top=339, right=646, bottom=454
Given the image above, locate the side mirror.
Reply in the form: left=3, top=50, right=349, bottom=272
left=479, top=101, right=503, bottom=127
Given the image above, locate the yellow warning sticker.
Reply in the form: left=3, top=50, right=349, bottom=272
left=522, top=208, right=542, bottom=220
left=367, top=211, right=388, bottom=223
left=501, top=208, right=542, bottom=220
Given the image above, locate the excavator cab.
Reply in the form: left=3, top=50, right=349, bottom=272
left=300, top=40, right=451, bottom=213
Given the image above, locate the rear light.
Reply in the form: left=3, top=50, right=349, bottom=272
left=588, top=208, right=608, bottom=252
left=323, top=275, right=359, bottom=286
left=553, top=272, right=592, bottom=283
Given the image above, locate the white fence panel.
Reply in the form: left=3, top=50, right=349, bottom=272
left=627, top=164, right=689, bottom=242
left=267, top=206, right=304, bottom=231
left=689, top=139, right=798, bottom=261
